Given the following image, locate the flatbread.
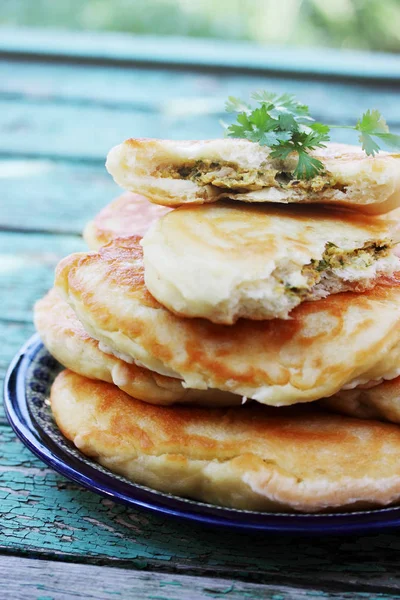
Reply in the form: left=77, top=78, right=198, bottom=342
left=51, top=370, right=400, bottom=513
left=34, top=289, right=240, bottom=406
left=55, top=237, right=400, bottom=406
left=106, top=138, right=400, bottom=214
left=142, top=201, right=400, bottom=323
left=83, top=192, right=171, bottom=250
left=321, top=376, right=400, bottom=424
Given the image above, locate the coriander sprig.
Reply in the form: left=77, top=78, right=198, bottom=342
left=224, top=92, right=400, bottom=179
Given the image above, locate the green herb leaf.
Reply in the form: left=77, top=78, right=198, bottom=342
left=354, top=110, right=400, bottom=155
left=251, top=91, right=309, bottom=119
left=356, top=109, right=389, bottom=135
left=373, top=132, right=400, bottom=152
left=309, top=122, right=330, bottom=136
left=277, top=112, right=297, bottom=131
left=358, top=133, right=381, bottom=156
left=294, top=152, right=325, bottom=179
left=268, top=145, right=293, bottom=161
left=224, top=93, right=400, bottom=179
left=355, top=109, right=390, bottom=156
left=225, top=96, right=251, bottom=114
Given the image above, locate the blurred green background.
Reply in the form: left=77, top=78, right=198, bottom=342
left=2, top=0, right=400, bottom=53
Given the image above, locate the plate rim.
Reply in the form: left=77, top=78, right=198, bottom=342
left=4, top=333, right=400, bottom=534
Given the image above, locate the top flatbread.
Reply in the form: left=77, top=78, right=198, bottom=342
left=106, top=138, right=400, bottom=214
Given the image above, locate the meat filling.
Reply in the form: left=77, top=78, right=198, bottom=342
left=154, top=160, right=336, bottom=193
left=286, top=241, right=392, bottom=297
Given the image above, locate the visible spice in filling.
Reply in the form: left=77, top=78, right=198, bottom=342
left=285, top=241, right=391, bottom=297
left=154, top=160, right=335, bottom=192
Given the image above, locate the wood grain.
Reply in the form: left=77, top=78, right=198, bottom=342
left=2, top=38, right=400, bottom=597
left=0, top=159, right=118, bottom=233
left=1, top=27, right=400, bottom=81
left=1, top=422, right=400, bottom=594
left=0, top=231, right=84, bottom=420
left=0, top=320, right=35, bottom=417
left=2, top=556, right=399, bottom=600
left=0, top=232, right=85, bottom=322
left=3, top=98, right=388, bottom=162
left=0, top=59, right=400, bottom=165
left=1, top=60, right=400, bottom=123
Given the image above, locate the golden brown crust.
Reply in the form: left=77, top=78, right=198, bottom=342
left=83, top=192, right=171, bottom=250
left=34, top=289, right=241, bottom=406
left=55, top=237, right=400, bottom=406
left=51, top=370, right=400, bottom=512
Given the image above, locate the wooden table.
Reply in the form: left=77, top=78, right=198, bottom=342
left=1, top=27, right=400, bottom=599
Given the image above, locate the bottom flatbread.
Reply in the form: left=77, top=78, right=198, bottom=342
left=51, top=370, right=400, bottom=513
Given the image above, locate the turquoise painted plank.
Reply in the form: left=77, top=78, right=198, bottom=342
left=0, top=231, right=85, bottom=418
left=1, top=99, right=395, bottom=162
left=1, top=59, right=400, bottom=124
left=0, top=321, right=35, bottom=422
left=0, top=99, right=220, bottom=160
left=0, top=27, right=399, bottom=81
left=2, top=423, right=400, bottom=590
left=0, top=231, right=85, bottom=323
left=0, top=231, right=88, bottom=421
left=0, top=231, right=89, bottom=420
left=0, top=159, right=119, bottom=233
left=0, top=321, right=35, bottom=373
left=3, top=556, right=380, bottom=600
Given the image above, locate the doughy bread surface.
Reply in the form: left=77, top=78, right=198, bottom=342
left=142, top=201, right=400, bottom=323
left=83, top=192, right=171, bottom=250
left=55, top=237, right=400, bottom=406
left=35, top=289, right=241, bottom=406
left=51, top=370, right=400, bottom=512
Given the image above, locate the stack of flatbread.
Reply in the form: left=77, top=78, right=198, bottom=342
left=35, top=137, right=400, bottom=513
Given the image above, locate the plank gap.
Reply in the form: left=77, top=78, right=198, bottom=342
left=0, top=225, right=83, bottom=237
left=0, top=546, right=398, bottom=595
left=2, top=555, right=395, bottom=600
left=4, top=91, right=400, bottom=126
left=0, top=90, right=160, bottom=114
left=0, top=151, right=104, bottom=165
left=0, top=316, right=36, bottom=326
left=1, top=48, right=400, bottom=87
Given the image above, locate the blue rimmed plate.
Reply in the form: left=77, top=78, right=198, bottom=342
left=5, top=333, right=400, bottom=534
